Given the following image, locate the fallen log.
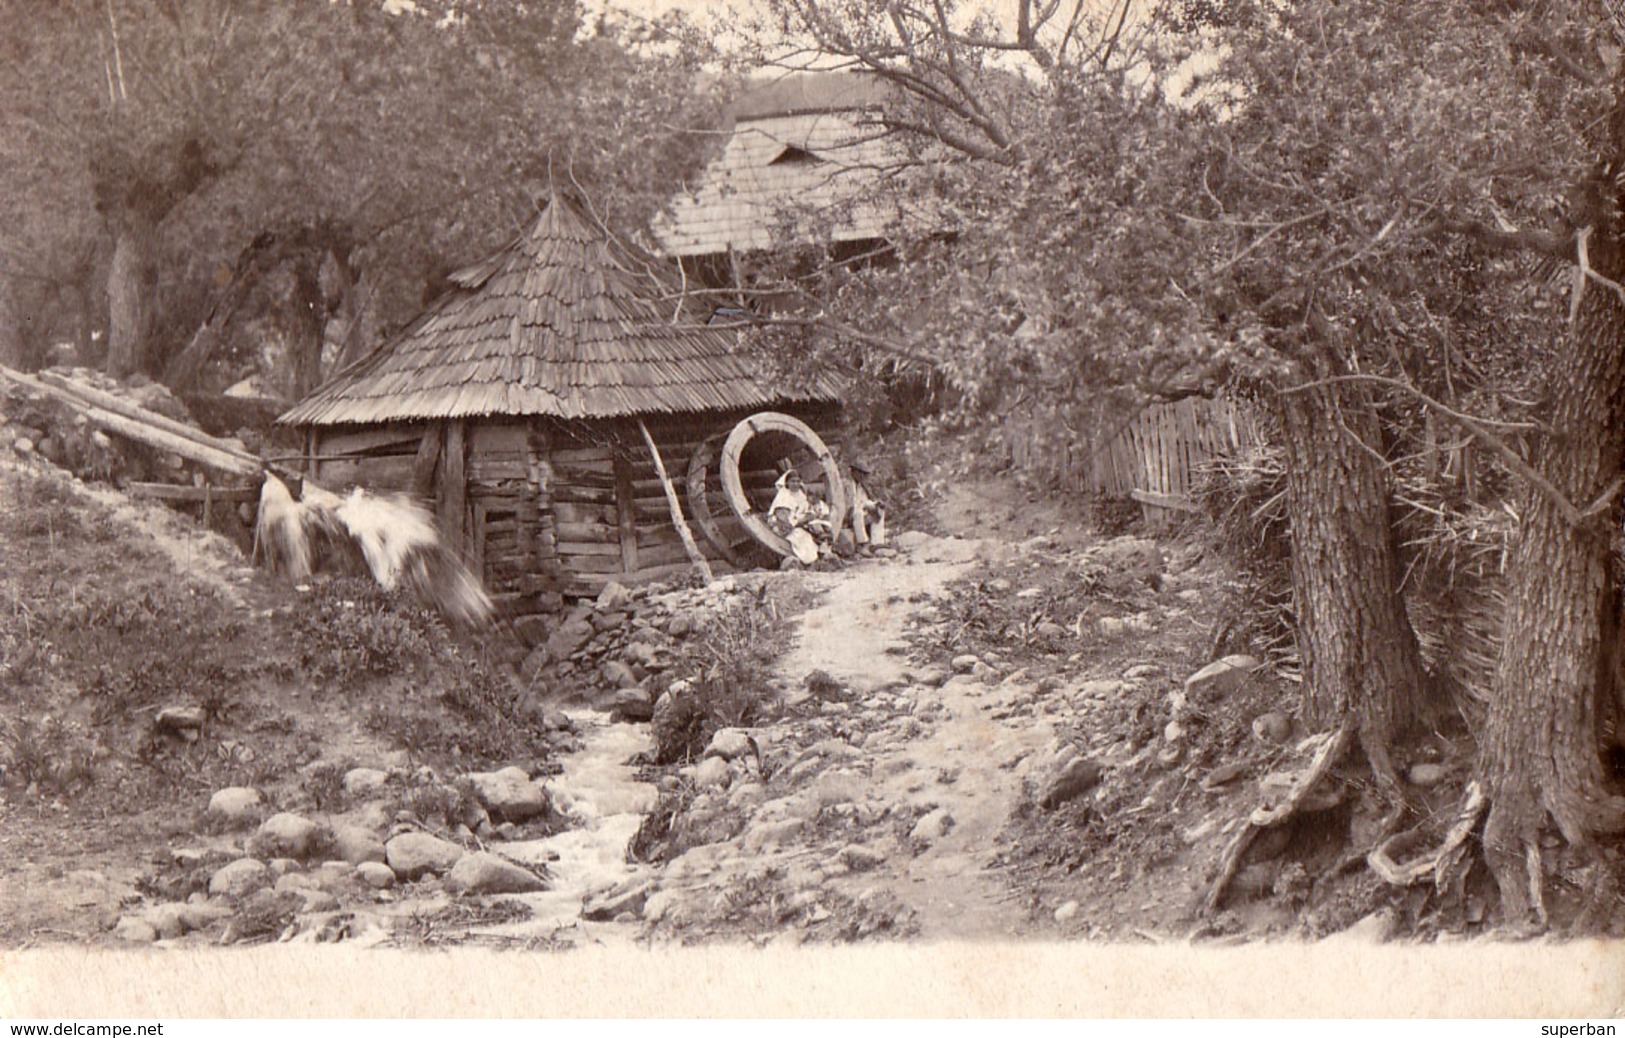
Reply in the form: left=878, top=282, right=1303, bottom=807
left=0, top=364, right=263, bottom=479
left=36, top=369, right=263, bottom=469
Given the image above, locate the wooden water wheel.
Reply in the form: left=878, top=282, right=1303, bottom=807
left=717, top=411, right=845, bottom=558
left=685, top=431, right=758, bottom=568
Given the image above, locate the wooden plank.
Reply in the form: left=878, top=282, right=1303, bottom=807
left=1130, top=488, right=1202, bottom=514
left=557, top=541, right=624, bottom=557
left=551, top=446, right=615, bottom=465
left=321, top=424, right=421, bottom=457
left=127, top=482, right=262, bottom=503
left=562, top=552, right=627, bottom=573
left=555, top=521, right=617, bottom=543
left=411, top=427, right=441, bottom=498
left=614, top=453, right=638, bottom=575
left=441, top=420, right=467, bottom=557
left=553, top=500, right=616, bottom=525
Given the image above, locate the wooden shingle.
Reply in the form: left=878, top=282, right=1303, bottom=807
left=279, top=193, right=842, bottom=427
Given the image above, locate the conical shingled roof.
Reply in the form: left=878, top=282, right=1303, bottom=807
left=279, top=193, right=841, bottom=427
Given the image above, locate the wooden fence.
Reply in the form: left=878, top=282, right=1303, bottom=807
left=1003, top=397, right=1258, bottom=524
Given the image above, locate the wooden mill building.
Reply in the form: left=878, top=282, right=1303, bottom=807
left=278, top=192, right=843, bottom=614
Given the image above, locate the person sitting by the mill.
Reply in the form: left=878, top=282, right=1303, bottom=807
left=768, top=468, right=831, bottom=564
left=847, top=457, right=887, bottom=550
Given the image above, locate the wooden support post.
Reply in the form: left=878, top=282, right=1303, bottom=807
left=441, top=420, right=467, bottom=558
left=614, top=450, right=639, bottom=577
left=639, top=419, right=713, bottom=583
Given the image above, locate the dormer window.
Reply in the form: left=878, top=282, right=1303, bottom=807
left=769, top=145, right=822, bottom=166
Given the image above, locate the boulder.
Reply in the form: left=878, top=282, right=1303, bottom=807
left=694, top=755, right=731, bottom=791
left=206, top=787, right=264, bottom=829
left=545, top=611, right=596, bottom=660
left=444, top=851, right=547, bottom=895
left=582, top=878, right=653, bottom=921
left=1185, top=655, right=1262, bottom=702
left=248, top=813, right=330, bottom=861
left=208, top=858, right=271, bottom=900
left=705, top=728, right=756, bottom=762
left=384, top=832, right=465, bottom=880
left=1053, top=900, right=1081, bottom=923
left=463, top=766, right=549, bottom=822
left=595, top=581, right=634, bottom=611
left=950, top=654, right=981, bottom=673
left=1039, top=758, right=1103, bottom=810
left=894, top=530, right=932, bottom=552
left=342, top=768, right=392, bottom=798
left=605, top=686, right=653, bottom=721
left=330, top=823, right=387, bottom=866
left=355, top=861, right=396, bottom=889
left=113, top=915, right=159, bottom=943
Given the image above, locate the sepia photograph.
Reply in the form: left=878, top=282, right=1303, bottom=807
left=0, top=0, right=1622, bottom=1020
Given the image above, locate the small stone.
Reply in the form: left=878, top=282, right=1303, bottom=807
left=113, top=915, right=159, bottom=943
left=837, top=844, right=885, bottom=872
left=444, top=852, right=547, bottom=895
left=1202, top=761, right=1249, bottom=790
left=951, top=654, right=981, bottom=673
left=1076, top=679, right=1123, bottom=700
left=1407, top=762, right=1449, bottom=787
left=266, top=858, right=302, bottom=877
left=705, top=728, right=756, bottom=762
left=355, top=861, right=396, bottom=889
left=1251, top=712, right=1293, bottom=746
left=1122, top=664, right=1163, bottom=681
left=910, top=807, right=954, bottom=844
left=463, top=766, right=549, bottom=822
left=206, top=787, right=264, bottom=828
left=1184, top=655, right=1262, bottom=702
left=601, top=659, right=640, bottom=688
left=384, top=832, right=465, bottom=880
left=342, top=768, right=392, bottom=797
left=208, top=858, right=271, bottom=900
left=248, top=812, right=329, bottom=861
left=1035, top=622, right=1069, bottom=639
left=155, top=706, right=206, bottom=732
left=913, top=664, right=951, bottom=687
left=1053, top=900, right=1080, bottom=923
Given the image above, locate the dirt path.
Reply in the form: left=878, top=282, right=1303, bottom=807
left=643, top=533, right=1068, bottom=942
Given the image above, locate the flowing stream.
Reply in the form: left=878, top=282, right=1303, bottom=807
left=498, top=711, right=658, bottom=944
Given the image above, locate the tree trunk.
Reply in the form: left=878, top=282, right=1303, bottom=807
left=106, top=218, right=156, bottom=379
left=1277, top=382, right=1432, bottom=788
left=289, top=250, right=325, bottom=400
left=1482, top=277, right=1625, bottom=924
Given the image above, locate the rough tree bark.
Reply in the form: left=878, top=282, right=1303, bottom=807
left=106, top=216, right=157, bottom=378
left=1277, top=379, right=1433, bottom=790
left=1482, top=263, right=1625, bottom=924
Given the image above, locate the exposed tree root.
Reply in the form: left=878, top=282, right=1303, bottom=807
left=1368, top=781, right=1486, bottom=887
left=1204, top=723, right=1353, bottom=915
